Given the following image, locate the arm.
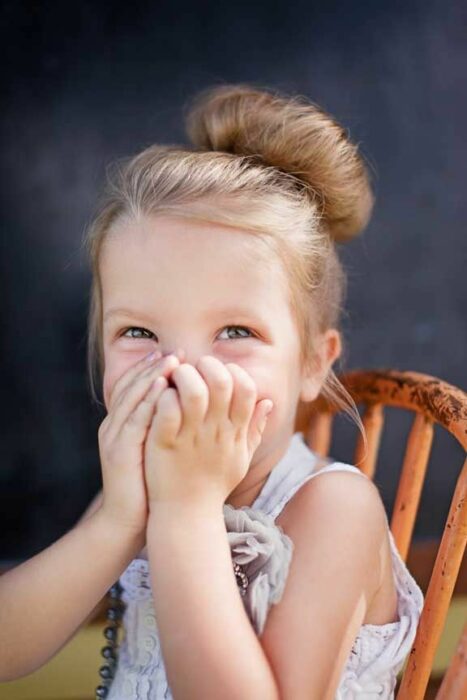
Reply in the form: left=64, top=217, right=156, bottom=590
left=0, top=507, right=142, bottom=682
left=259, top=471, right=387, bottom=699
left=76, top=489, right=103, bottom=525
left=0, top=352, right=172, bottom=681
left=147, top=473, right=386, bottom=700
left=75, top=489, right=106, bottom=629
left=147, top=500, right=280, bottom=700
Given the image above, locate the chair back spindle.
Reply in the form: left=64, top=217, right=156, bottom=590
left=391, top=412, right=434, bottom=561
left=353, top=402, right=385, bottom=479
left=296, top=369, right=467, bottom=700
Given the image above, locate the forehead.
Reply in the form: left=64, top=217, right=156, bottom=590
left=100, top=215, right=290, bottom=315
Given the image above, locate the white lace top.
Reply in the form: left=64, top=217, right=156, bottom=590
left=107, top=432, right=424, bottom=699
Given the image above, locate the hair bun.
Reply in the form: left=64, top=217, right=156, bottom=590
left=184, top=83, right=374, bottom=242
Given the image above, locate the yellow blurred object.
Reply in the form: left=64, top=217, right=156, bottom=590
left=0, top=597, right=465, bottom=700
left=0, top=624, right=103, bottom=700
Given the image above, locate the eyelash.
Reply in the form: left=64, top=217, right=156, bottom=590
left=120, top=325, right=255, bottom=341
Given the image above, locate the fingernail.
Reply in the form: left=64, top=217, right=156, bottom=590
left=145, top=350, right=162, bottom=363
left=265, top=402, right=274, bottom=415
left=154, top=354, right=176, bottom=369
left=162, top=353, right=177, bottom=363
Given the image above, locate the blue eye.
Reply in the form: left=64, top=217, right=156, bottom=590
left=122, top=327, right=155, bottom=339
left=121, top=326, right=254, bottom=341
left=218, top=325, right=254, bottom=340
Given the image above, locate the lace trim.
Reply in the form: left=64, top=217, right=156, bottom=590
left=117, top=478, right=424, bottom=698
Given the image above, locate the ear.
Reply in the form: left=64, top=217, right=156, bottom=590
left=299, top=329, right=342, bottom=403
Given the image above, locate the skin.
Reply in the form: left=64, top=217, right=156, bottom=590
left=97, top=213, right=351, bottom=698
left=101, top=217, right=395, bottom=700
left=0, top=214, right=396, bottom=692
left=100, top=213, right=341, bottom=516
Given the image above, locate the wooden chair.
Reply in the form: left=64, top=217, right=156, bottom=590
left=295, top=368, right=467, bottom=700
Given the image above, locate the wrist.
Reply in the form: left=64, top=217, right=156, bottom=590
left=147, top=497, right=224, bottom=525
left=92, top=507, right=146, bottom=554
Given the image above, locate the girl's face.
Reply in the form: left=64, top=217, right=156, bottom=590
left=99, top=214, right=316, bottom=478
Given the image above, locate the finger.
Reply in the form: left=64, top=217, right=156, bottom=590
left=224, top=362, right=257, bottom=431
left=169, top=364, right=209, bottom=431
left=196, top=356, right=233, bottom=423
left=122, top=375, right=169, bottom=435
left=107, top=351, right=163, bottom=409
left=108, top=347, right=185, bottom=409
left=247, top=398, right=274, bottom=456
left=148, top=387, right=182, bottom=446
left=108, top=355, right=180, bottom=438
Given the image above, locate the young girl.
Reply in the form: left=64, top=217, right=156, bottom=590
left=0, top=84, right=424, bottom=699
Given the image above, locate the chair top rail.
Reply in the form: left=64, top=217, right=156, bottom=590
left=307, top=369, right=467, bottom=450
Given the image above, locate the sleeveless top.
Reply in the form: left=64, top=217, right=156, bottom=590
left=107, top=431, right=424, bottom=699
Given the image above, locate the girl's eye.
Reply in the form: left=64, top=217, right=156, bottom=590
left=120, top=326, right=254, bottom=341
left=121, top=327, right=155, bottom=340
left=218, top=325, right=254, bottom=340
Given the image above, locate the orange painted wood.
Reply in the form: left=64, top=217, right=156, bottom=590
left=353, top=402, right=384, bottom=479
left=391, top=412, right=434, bottom=561
left=397, top=456, right=467, bottom=699
left=435, top=621, right=467, bottom=699
left=298, top=369, right=467, bottom=699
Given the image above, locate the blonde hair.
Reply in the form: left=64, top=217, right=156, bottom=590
left=82, top=82, right=374, bottom=449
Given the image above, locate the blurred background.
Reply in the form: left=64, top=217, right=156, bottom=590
left=1, top=0, right=465, bottom=564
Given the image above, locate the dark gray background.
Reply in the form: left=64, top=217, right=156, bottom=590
left=1, top=0, right=465, bottom=562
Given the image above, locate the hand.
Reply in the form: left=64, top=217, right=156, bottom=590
left=143, top=355, right=274, bottom=506
left=97, top=351, right=182, bottom=537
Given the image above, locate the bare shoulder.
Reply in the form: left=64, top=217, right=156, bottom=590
left=279, top=467, right=388, bottom=536
left=260, top=469, right=397, bottom=697
left=277, top=469, right=391, bottom=616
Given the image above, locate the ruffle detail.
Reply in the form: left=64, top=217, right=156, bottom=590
left=223, top=503, right=294, bottom=635
left=120, top=559, right=153, bottom=603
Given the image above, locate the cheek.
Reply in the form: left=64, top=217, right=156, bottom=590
left=240, top=357, right=293, bottom=400
left=252, top=365, right=301, bottom=423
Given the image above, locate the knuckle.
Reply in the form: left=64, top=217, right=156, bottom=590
left=199, top=356, right=231, bottom=387
left=198, top=354, right=219, bottom=371
left=124, top=413, right=139, bottom=428
left=150, top=358, right=170, bottom=375
left=224, top=362, right=253, bottom=387
left=123, top=412, right=142, bottom=430
left=187, top=390, right=205, bottom=404
left=224, top=362, right=238, bottom=372
left=159, top=409, right=179, bottom=424
left=109, top=376, right=125, bottom=401
left=242, top=380, right=257, bottom=397
left=211, top=373, right=231, bottom=391
left=98, top=418, right=109, bottom=436
left=111, top=391, right=125, bottom=410
left=159, top=386, right=178, bottom=405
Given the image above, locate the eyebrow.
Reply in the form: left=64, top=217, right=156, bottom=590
left=104, top=307, right=155, bottom=323
left=103, top=306, right=266, bottom=323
